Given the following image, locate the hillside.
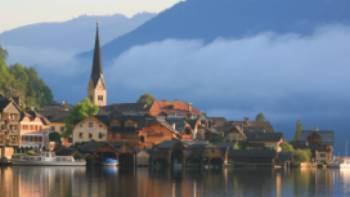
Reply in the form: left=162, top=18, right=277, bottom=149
left=81, top=0, right=350, bottom=63
left=0, top=47, right=53, bottom=108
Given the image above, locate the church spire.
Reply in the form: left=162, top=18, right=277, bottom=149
left=88, top=23, right=107, bottom=107
left=90, top=23, right=105, bottom=87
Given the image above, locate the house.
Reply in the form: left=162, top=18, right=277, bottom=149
left=72, top=116, right=109, bottom=144
left=108, top=114, right=178, bottom=149
left=232, top=120, right=274, bottom=133
left=246, top=132, right=284, bottom=152
left=39, top=102, right=71, bottom=135
left=296, top=129, right=334, bottom=163
left=0, top=97, right=21, bottom=159
left=149, top=140, right=185, bottom=169
left=148, top=100, right=202, bottom=118
left=18, top=110, right=51, bottom=149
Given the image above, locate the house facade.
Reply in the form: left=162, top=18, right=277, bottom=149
left=18, top=110, right=50, bottom=148
left=297, top=129, right=334, bottom=163
left=0, top=97, right=21, bottom=159
left=72, top=116, right=108, bottom=144
left=107, top=115, right=177, bottom=149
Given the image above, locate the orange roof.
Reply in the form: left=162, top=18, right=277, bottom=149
left=149, top=100, right=201, bottom=117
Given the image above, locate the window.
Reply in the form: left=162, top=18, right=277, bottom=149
left=98, top=95, right=103, bottom=102
left=79, top=132, right=83, bottom=139
left=89, top=133, right=93, bottom=139
left=140, top=136, right=145, bottom=143
left=60, top=127, right=65, bottom=132
left=98, top=133, right=104, bottom=139
left=50, top=126, right=55, bottom=131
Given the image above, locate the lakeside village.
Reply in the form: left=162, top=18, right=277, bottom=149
left=0, top=25, right=342, bottom=170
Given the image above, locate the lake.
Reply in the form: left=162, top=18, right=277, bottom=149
left=0, top=166, right=349, bottom=197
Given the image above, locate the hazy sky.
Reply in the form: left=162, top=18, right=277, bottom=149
left=0, top=0, right=181, bottom=33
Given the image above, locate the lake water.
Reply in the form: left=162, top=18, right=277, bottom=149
left=0, top=166, right=350, bottom=197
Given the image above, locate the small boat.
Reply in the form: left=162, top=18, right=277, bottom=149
left=340, top=158, right=350, bottom=170
left=103, top=158, right=119, bottom=166
left=12, top=152, right=86, bottom=166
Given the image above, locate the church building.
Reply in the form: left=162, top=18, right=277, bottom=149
left=88, top=24, right=107, bottom=107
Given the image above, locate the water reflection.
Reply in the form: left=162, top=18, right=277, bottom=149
left=0, top=167, right=347, bottom=197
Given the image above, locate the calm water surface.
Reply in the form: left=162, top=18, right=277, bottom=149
left=0, top=166, right=349, bottom=197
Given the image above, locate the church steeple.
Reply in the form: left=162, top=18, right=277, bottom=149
left=88, top=23, right=107, bottom=107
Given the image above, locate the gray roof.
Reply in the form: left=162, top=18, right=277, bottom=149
left=299, top=129, right=335, bottom=145
left=0, top=97, right=11, bottom=112
left=100, top=103, right=149, bottom=116
left=89, top=24, right=105, bottom=88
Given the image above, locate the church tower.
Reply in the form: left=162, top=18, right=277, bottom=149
left=88, top=23, right=107, bottom=107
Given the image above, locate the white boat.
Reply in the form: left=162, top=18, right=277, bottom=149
left=340, top=159, right=350, bottom=170
left=12, top=152, right=86, bottom=166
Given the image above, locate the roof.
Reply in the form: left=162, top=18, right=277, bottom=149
left=108, top=114, right=158, bottom=133
left=0, top=97, right=20, bottom=113
left=89, top=23, right=105, bottom=88
left=149, top=100, right=201, bottom=117
left=232, top=120, right=274, bottom=133
left=39, top=103, right=71, bottom=123
left=0, top=97, right=11, bottom=112
left=299, top=129, right=335, bottom=145
left=246, top=132, right=284, bottom=142
left=20, top=110, right=50, bottom=125
left=100, top=103, right=149, bottom=116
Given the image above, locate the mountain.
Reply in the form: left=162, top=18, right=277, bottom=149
left=0, top=12, right=155, bottom=53
left=81, top=0, right=350, bottom=63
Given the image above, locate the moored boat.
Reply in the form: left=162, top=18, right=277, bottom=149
left=340, top=158, right=350, bottom=170
left=12, top=152, right=86, bottom=166
left=102, top=158, right=119, bottom=166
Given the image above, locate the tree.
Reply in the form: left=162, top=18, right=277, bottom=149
left=255, top=112, right=266, bottom=122
left=64, top=98, right=99, bottom=138
left=293, top=120, right=303, bottom=141
left=137, top=93, right=155, bottom=106
left=293, top=149, right=311, bottom=163
left=281, top=141, right=295, bottom=153
left=0, top=46, right=53, bottom=108
left=0, top=46, right=8, bottom=61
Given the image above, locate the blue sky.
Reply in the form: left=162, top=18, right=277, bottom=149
left=0, top=0, right=181, bottom=33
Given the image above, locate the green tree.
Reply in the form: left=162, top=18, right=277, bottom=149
left=281, top=141, right=295, bottom=153
left=293, top=120, right=303, bottom=141
left=64, top=98, right=99, bottom=138
left=294, top=149, right=311, bottom=163
left=255, top=112, right=266, bottom=122
left=0, top=46, right=53, bottom=108
left=137, top=93, right=155, bottom=106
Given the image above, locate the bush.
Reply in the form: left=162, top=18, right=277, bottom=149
left=294, top=149, right=311, bottom=163
left=281, top=142, right=295, bottom=153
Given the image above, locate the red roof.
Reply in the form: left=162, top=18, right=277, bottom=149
left=149, top=100, right=201, bottom=117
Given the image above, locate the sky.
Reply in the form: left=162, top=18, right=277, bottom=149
left=0, top=0, right=181, bottom=33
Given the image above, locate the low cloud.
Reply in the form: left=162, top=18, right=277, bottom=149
left=107, top=25, right=350, bottom=139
